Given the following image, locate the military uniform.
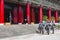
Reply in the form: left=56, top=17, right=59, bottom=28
left=51, top=23, right=55, bottom=34
left=45, top=23, right=51, bottom=35
left=38, top=22, right=44, bottom=34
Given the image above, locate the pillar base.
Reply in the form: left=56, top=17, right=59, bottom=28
left=26, top=23, right=28, bottom=25
left=0, top=23, right=4, bottom=25
left=31, top=22, right=34, bottom=24
left=18, top=23, right=22, bottom=24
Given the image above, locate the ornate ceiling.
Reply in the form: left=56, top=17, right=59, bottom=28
left=5, top=0, right=18, bottom=3
left=5, top=0, right=60, bottom=10
left=5, top=0, right=60, bottom=5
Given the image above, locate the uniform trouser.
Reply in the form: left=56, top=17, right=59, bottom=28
left=45, top=27, right=49, bottom=34
left=39, top=27, right=44, bottom=34
left=51, top=27, right=54, bottom=34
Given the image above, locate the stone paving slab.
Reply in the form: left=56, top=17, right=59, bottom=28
left=0, top=30, right=60, bottom=40
left=0, top=24, right=39, bottom=38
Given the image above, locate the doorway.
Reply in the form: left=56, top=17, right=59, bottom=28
left=4, top=9, right=12, bottom=24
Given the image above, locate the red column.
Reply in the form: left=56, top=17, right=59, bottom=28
left=0, top=1, right=1, bottom=24
left=39, top=5, right=43, bottom=23
left=55, top=10, right=58, bottom=23
left=26, top=2, right=31, bottom=24
left=48, top=7, right=51, bottom=21
left=18, top=4, right=24, bottom=23
left=31, top=8, right=35, bottom=23
left=18, top=4, right=21, bottom=23
left=0, top=0, right=4, bottom=25
left=21, top=10, right=24, bottom=23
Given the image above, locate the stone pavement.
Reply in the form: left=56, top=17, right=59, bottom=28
left=0, top=30, right=60, bottom=40
left=0, top=24, right=39, bottom=39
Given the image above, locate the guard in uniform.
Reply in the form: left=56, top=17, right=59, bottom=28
left=38, top=22, right=45, bottom=34
left=51, top=21, right=55, bottom=34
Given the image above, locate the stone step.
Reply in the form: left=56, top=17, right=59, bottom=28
left=5, top=22, right=11, bottom=26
